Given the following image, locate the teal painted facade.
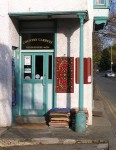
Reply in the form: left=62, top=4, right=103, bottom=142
left=75, top=13, right=86, bottom=132
left=13, top=30, right=55, bottom=119
left=94, top=16, right=109, bottom=24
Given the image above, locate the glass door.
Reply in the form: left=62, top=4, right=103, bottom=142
left=21, top=52, right=53, bottom=116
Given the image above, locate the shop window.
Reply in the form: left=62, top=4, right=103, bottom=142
left=94, top=0, right=109, bottom=8
left=96, top=0, right=105, bottom=5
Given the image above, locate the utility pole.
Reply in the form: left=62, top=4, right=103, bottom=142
left=111, top=46, right=113, bottom=71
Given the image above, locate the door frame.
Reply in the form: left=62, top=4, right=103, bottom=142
left=15, top=28, right=57, bottom=116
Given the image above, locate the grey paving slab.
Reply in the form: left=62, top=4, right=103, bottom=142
left=0, top=144, right=108, bottom=150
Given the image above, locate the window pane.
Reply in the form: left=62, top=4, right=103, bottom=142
left=48, top=55, right=52, bottom=79
left=96, top=0, right=105, bottom=4
left=35, top=56, right=43, bottom=79
left=24, top=56, right=32, bottom=79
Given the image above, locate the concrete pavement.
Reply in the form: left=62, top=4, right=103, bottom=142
left=0, top=85, right=115, bottom=150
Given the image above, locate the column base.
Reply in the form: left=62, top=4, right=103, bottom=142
left=75, top=110, right=86, bottom=133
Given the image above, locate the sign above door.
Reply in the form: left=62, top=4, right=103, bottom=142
left=22, top=33, right=54, bottom=50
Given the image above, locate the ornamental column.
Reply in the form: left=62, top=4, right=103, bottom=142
left=75, top=13, right=86, bottom=133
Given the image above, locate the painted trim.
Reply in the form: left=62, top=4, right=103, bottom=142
left=94, top=16, right=109, bottom=24
left=75, top=13, right=87, bottom=133
left=21, top=30, right=55, bottom=33
left=53, top=20, right=57, bottom=108
left=21, top=50, right=54, bottom=53
left=93, top=0, right=110, bottom=9
left=9, top=11, right=88, bottom=17
left=19, top=34, right=22, bottom=116
left=12, top=48, right=19, bottom=122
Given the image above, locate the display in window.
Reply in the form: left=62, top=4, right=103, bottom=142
left=96, top=0, right=105, bottom=5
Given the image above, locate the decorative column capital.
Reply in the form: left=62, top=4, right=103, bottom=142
left=77, top=12, right=86, bottom=21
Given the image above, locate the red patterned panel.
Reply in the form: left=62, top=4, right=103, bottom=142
left=56, top=57, right=74, bottom=93
left=84, top=58, right=91, bottom=84
left=75, top=57, right=92, bottom=84
left=75, top=58, right=80, bottom=84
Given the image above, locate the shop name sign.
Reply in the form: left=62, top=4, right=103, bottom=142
left=23, top=38, right=53, bottom=45
left=22, top=38, right=53, bottom=49
left=22, top=33, right=54, bottom=50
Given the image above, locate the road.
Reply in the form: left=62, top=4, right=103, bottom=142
left=95, top=73, right=116, bottom=136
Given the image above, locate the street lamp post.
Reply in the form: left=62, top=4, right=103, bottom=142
left=111, top=46, right=113, bottom=71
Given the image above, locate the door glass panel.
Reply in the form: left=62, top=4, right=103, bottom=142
left=23, top=83, right=32, bottom=109
left=35, top=56, right=43, bottom=79
left=24, top=56, right=32, bottom=79
left=47, top=84, right=53, bottom=110
left=48, top=55, right=52, bottom=79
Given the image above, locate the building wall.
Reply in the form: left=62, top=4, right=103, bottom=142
left=0, top=0, right=12, bottom=127
left=9, top=18, right=19, bottom=48
left=9, top=0, right=88, bottom=12
left=56, top=19, right=93, bottom=124
left=0, top=0, right=109, bottom=126
left=93, top=9, right=109, bottom=17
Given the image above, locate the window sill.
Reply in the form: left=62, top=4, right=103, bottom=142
left=94, top=5, right=109, bottom=9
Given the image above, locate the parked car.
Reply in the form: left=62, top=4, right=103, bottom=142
left=105, top=70, right=115, bottom=78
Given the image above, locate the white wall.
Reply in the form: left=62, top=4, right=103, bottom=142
left=93, top=9, right=109, bottom=17
left=9, top=18, right=19, bottom=48
left=56, top=19, right=93, bottom=125
left=0, top=0, right=12, bottom=127
left=9, top=0, right=88, bottom=12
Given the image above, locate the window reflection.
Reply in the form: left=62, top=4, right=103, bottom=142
left=96, top=0, right=105, bottom=5
left=35, top=56, right=43, bottom=79
left=48, top=55, right=52, bottom=79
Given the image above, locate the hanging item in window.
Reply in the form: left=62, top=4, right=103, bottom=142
left=24, top=55, right=32, bottom=79
left=96, top=0, right=105, bottom=5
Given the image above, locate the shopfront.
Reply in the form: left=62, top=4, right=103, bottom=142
left=10, top=12, right=91, bottom=128
left=12, top=21, right=56, bottom=120
left=21, top=32, right=54, bottom=116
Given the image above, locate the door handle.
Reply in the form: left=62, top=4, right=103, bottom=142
left=42, top=74, right=46, bottom=86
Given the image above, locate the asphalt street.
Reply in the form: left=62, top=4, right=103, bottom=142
left=95, top=73, right=116, bottom=136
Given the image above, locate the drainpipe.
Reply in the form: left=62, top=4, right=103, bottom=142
left=75, top=13, right=86, bottom=133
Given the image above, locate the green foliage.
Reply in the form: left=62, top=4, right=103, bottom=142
left=93, top=54, right=101, bottom=68
left=112, top=44, right=116, bottom=65
left=99, top=49, right=111, bottom=70
left=92, top=32, right=103, bottom=69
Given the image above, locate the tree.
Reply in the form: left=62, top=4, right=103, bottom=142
left=92, top=32, right=103, bottom=69
left=99, top=48, right=111, bottom=71
left=93, top=0, right=116, bottom=70
left=99, top=1, right=116, bottom=41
